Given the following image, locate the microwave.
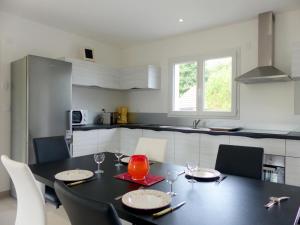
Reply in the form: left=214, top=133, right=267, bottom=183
left=71, top=110, right=88, bottom=125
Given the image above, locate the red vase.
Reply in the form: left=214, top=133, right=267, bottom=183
left=128, top=155, right=150, bottom=181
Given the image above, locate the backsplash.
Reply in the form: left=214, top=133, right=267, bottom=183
left=128, top=113, right=296, bottom=131
left=72, top=85, right=128, bottom=124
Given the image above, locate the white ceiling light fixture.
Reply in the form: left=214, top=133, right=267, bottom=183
left=178, top=18, right=184, bottom=23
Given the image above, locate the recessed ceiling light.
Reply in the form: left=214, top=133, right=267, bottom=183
left=179, top=18, right=184, bottom=23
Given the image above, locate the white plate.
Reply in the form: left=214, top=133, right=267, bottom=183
left=120, top=156, right=130, bottom=164
left=122, top=189, right=171, bottom=210
left=187, top=168, right=220, bottom=179
left=55, top=169, right=94, bottom=182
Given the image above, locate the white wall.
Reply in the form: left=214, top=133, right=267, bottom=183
left=0, top=12, right=122, bottom=192
left=121, top=9, right=300, bottom=131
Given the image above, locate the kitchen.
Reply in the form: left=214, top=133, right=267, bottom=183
left=1, top=1, right=300, bottom=225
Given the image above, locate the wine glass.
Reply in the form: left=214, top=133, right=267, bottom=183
left=166, top=171, right=179, bottom=197
left=94, top=152, right=105, bottom=174
left=114, top=151, right=123, bottom=166
left=186, top=161, right=198, bottom=183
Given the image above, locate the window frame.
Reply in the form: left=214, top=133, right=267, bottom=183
left=168, top=55, right=200, bottom=117
left=168, top=49, right=239, bottom=118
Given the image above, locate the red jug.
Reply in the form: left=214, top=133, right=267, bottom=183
left=128, top=155, right=149, bottom=181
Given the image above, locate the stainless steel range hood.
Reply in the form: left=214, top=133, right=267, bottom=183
left=235, top=12, right=291, bottom=84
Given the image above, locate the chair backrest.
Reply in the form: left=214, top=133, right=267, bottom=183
left=1, top=155, right=46, bottom=225
left=134, top=137, right=167, bottom=163
left=54, top=181, right=122, bottom=225
left=294, top=207, right=300, bottom=225
left=33, top=136, right=70, bottom=164
left=215, top=144, right=264, bottom=180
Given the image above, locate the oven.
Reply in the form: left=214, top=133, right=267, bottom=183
left=263, top=154, right=285, bottom=184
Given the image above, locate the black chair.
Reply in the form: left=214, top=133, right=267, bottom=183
left=54, top=181, right=122, bottom=225
left=215, top=144, right=264, bottom=180
left=33, top=136, right=70, bottom=208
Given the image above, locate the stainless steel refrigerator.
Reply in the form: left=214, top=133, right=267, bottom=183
left=11, top=55, right=72, bottom=164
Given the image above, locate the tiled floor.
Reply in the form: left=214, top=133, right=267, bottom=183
left=0, top=196, right=71, bottom=225
left=0, top=196, right=131, bottom=225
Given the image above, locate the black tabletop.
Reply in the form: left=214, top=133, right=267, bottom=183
left=29, top=152, right=300, bottom=225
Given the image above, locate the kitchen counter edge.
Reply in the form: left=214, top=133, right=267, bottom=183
left=72, top=124, right=300, bottom=140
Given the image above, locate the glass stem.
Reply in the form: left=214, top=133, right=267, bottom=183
left=171, top=183, right=173, bottom=193
left=98, top=163, right=100, bottom=171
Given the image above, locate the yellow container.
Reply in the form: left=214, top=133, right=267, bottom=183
left=117, top=106, right=128, bottom=124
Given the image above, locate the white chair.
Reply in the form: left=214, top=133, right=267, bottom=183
left=1, top=155, right=46, bottom=225
left=134, top=137, right=167, bottom=163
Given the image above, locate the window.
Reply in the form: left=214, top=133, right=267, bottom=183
left=169, top=50, right=238, bottom=118
left=174, top=61, right=197, bottom=112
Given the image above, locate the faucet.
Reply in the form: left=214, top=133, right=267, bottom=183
left=192, top=119, right=201, bottom=129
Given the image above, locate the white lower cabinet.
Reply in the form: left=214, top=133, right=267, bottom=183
left=285, top=157, right=300, bottom=186
left=142, top=130, right=175, bottom=163
left=174, top=133, right=200, bottom=166
left=98, top=129, right=120, bottom=152
left=199, top=134, right=230, bottom=169
left=73, top=129, right=120, bottom=157
left=73, top=130, right=99, bottom=157
left=286, top=140, right=300, bottom=157
left=229, top=136, right=285, bottom=156
left=73, top=128, right=300, bottom=187
left=285, top=140, right=300, bottom=187
left=119, top=128, right=143, bottom=156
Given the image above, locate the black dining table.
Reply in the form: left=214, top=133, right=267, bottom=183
left=29, top=152, right=300, bottom=225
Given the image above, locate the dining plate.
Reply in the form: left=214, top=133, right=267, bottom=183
left=55, top=169, right=94, bottom=182
left=186, top=168, right=221, bottom=180
left=120, top=156, right=130, bottom=164
left=122, top=189, right=171, bottom=210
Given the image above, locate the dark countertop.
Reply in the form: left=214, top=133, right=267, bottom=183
left=72, top=124, right=300, bottom=140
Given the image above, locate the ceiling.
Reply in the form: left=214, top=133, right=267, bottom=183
left=1, top=0, right=300, bottom=47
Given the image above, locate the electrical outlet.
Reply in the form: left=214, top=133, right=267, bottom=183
left=65, top=130, right=73, bottom=140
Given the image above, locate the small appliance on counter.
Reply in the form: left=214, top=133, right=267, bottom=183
left=71, top=110, right=88, bottom=126
left=117, top=106, right=128, bottom=124
left=98, top=109, right=118, bottom=125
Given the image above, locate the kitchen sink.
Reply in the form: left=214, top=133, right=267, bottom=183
left=157, top=125, right=210, bottom=131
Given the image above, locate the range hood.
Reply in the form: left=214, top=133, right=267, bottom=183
left=235, top=12, right=291, bottom=84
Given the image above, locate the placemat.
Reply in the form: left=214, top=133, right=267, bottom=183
left=114, top=172, right=165, bottom=186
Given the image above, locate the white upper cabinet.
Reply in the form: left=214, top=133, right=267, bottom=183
left=65, top=58, right=120, bottom=89
left=120, top=65, right=161, bottom=89
left=63, top=58, right=160, bottom=90
left=291, top=42, right=300, bottom=79
left=229, top=136, right=285, bottom=156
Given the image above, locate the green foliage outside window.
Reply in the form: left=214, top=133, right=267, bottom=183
left=179, top=62, right=197, bottom=97
left=178, top=58, right=232, bottom=112
left=204, top=60, right=232, bottom=112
